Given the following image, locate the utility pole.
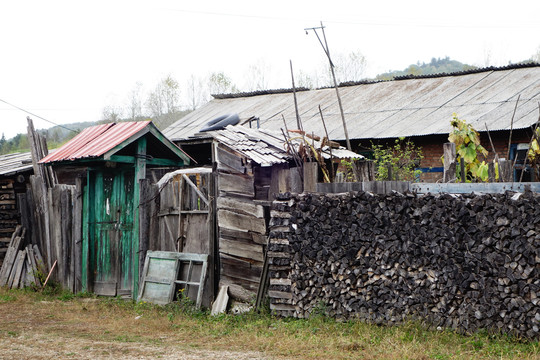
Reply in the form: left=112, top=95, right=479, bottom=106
left=305, top=21, right=352, bottom=151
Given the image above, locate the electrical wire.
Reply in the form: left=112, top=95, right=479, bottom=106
left=0, top=98, right=79, bottom=134
left=162, top=8, right=540, bottom=30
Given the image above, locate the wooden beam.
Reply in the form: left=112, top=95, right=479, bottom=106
left=102, top=126, right=150, bottom=161
left=148, top=125, right=191, bottom=165
left=182, top=174, right=209, bottom=206
left=132, top=137, right=146, bottom=299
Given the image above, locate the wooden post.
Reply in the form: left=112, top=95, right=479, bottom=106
left=460, top=158, right=466, bottom=183
left=303, top=162, right=318, bottom=193
left=207, top=169, right=217, bottom=305
left=73, top=177, right=83, bottom=293
left=290, top=60, right=303, bottom=131
left=387, top=164, right=393, bottom=181
left=177, top=177, right=185, bottom=252
left=355, top=159, right=375, bottom=182
left=132, top=137, right=147, bottom=300
left=443, top=143, right=456, bottom=183
left=498, top=159, right=512, bottom=182
left=289, top=167, right=303, bottom=193
left=488, top=163, right=495, bottom=183
left=318, top=105, right=335, bottom=182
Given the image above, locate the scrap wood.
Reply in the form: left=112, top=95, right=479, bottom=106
left=0, top=226, right=45, bottom=289
left=41, top=260, right=57, bottom=290
left=288, top=129, right=321, bottom=141
left=0, top=226, right=24, bottom=286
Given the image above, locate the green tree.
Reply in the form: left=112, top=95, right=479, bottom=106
left=0, top=133, right=5, bottom=154
left=208, top=72, right=239, bottom=95
left=186, top=74, right=208, bottom=111
left=127, top=82, right=144, bottom=121
left=244, top=59, right=271, bottom=91
left=146, top=75, right=181, bottom=118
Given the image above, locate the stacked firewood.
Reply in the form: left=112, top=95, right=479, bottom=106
left=268, top=190, right=540, bottom=338
left=0, top=226, right=45, bottom=289
left=267, top=193, right=295, bottom=316
left=0, top=179, right=19, bottom=266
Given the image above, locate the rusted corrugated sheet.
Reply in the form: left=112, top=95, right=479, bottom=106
left=164, top=65, right=540, bottom=141
left=40, top=121, right=150, bottom=163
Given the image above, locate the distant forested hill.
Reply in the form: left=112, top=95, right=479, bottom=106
left=0, top=121, right=96, bottom=155
left=0, top=110, right=191, bottom=155
left=375, top=57, right=477, bottom=80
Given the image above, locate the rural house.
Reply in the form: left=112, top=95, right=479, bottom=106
left=164, top=63, right=540, bottom=182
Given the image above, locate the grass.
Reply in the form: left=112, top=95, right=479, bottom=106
left=0, top=287, right=539, bottom=359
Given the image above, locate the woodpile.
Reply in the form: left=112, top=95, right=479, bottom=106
left=268, top=190, right=540, bottom=338
left=0, top=179, right=19, bottom=267
left=0, top=226, right=45, bottom=288
left=267, top=193, right=295, bottom=316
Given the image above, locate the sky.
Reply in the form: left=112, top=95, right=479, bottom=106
left=1, top=0, right=539, bottom=139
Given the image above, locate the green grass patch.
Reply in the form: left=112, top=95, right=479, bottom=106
left=0, top=294, right=16, bottom=303
left=1, top=287, right=540, bottom=359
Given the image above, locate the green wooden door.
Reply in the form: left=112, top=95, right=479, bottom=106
left=89, top=168, right=135, bottom=296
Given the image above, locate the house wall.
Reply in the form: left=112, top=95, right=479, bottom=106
left=355, top=129, right=532, bottom=182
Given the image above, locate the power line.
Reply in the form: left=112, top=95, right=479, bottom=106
left=0, top=98, right=79, bottom=134
left=163, top=8, right=540, bottom=29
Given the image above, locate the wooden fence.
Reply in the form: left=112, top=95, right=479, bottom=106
left=22, top=175, right=83, bottom=292
left=316, top=180, right=540, bottom=195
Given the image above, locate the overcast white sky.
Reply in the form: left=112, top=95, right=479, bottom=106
left=1, top=0, right=539, bottom=139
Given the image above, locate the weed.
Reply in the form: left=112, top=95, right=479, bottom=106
left=7, top=331, right=18, bottom=337
left=57, top=290, right=75, bottom=301
left=0, top=294, right=16, bottom=302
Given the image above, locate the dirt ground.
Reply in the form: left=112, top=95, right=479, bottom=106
left=0, top=297, right=277, bottom=360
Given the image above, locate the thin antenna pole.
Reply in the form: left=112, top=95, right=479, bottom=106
left=290, top=60, right=303, bottom=131
left=305, top=22, right=352, bottom=151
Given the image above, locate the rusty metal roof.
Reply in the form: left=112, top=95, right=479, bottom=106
left=164, top=64, right=540, bottom=142
left=0, top=152, right=33, bottom=177
left=191, top=125, right=362, bottom=166
left=40, top=121, right=151, bottom=163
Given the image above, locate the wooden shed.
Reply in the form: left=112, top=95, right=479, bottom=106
left=172, top=125, right=361, bottom=301
left=39, top=121, right=190, bottom=299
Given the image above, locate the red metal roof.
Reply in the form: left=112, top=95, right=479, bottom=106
left=40, top=121, right=151, bottom=163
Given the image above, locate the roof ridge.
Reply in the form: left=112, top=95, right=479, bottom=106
left=211, top=62, right=540, bottom=99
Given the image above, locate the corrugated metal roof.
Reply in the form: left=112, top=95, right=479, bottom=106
left=194, top=125, right=362, bottom=166
left=0, top=152, right=33, bottom=177
left=164, top=65, right=540, bottom=142
left=40, top=121, right=151, bottom=163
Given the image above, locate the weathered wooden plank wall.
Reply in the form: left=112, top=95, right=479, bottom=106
left=316, top=181, right=410, bottom=194
left=22, top=177, right=83, bottom=292
left=152, top=170, right=214, bottom=307
left=216, top=143, right=268, bottom=297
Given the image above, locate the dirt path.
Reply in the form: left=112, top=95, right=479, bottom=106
left=0, top=333, right=268, bottom=360
left=0, top=297, right=278, bottom=360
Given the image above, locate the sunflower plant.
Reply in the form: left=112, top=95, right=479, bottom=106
left=448, top=113, right=489, bottom=182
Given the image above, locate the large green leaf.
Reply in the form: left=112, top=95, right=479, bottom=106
left=476, top=161, right=489, bottom=182
left=464, top=143, right=477, bottom=163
